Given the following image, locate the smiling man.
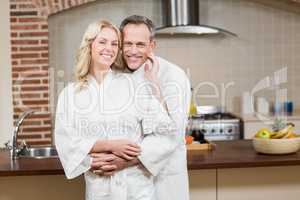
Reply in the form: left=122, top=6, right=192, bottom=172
left=121, top=20, right=155, bottom=70
left=120, top=15, right=191, bottom=200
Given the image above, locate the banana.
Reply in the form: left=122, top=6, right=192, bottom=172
left=271, top=123, right=295, bottom=139
left=283, top=130, right=293, bottom=139
left=270, top=132, right=277, bottom=137
left=271, top=131, right=288, bottom=139
left=279, top=122, right=295, bottom=134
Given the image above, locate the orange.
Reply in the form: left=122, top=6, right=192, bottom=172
left=185, top=135, right=194, bottom=145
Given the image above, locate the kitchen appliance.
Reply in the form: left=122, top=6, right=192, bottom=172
left=190, top=112, right=243, bottom=141
left=196, top=105, right=221, bottom=115
left=156, top=0, right=237, bottom=36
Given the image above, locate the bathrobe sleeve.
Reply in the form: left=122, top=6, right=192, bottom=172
left=54, top=86, right=98, bottom=179
left=138, top=60, right=191, bottom=176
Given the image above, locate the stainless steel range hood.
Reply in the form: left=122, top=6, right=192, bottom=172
left=156, top=0, right=237, bottom=36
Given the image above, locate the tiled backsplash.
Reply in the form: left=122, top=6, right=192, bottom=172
left=156, top=0, right=300, bottom=113
left=49, top=0, right=300, bottom=114
left=155, top=0, right=300, bottom=113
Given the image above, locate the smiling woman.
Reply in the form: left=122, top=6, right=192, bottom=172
left=73, top=20, right=124, bottom=90
left=0, top=0, right=13, bottom=147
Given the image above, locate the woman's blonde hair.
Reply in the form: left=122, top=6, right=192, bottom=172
left=74, top=20, right=124, bottom=90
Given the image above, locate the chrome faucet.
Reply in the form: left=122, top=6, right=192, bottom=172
left=11, top=109, right=35, bottom=159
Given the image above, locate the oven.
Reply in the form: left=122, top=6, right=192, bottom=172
left=189, top=112, right=243, bottom=141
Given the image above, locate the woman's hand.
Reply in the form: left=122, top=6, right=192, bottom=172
left=109, top=139, right=141, bottom=160
left=144, top=53, right=160, bottom=91
left=144, top=53, right=169, bottom=113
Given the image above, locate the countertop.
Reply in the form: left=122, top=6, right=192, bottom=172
left=2, top=140, right=300, bottom=176
left=0, top=149, right=64, bottom=176
left=188, top=140, right=300, bottom=169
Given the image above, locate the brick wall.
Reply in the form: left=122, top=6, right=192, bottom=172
left=9, top=0, right=97, bottom=146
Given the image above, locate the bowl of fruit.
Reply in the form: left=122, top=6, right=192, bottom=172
left=253, top=122, right=300, bottom=155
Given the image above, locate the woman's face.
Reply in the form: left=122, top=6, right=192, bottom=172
left=91, top=27, right=119, bottom=71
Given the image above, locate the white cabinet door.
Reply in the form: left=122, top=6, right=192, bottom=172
left=0, top=175, right=84, bottom=200
left=218, top=166, right=300, bottom=200
left=189, top=169, right=216, bottom=200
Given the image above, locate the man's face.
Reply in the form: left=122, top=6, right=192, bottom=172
left=122, top=24, right=155, bottom=70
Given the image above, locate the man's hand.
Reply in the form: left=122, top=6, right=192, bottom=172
left=107, top=155, right=129, bottom=171
left=90, top=153, right=141, bottom=176
left=90, top=153, right=117, bottom=176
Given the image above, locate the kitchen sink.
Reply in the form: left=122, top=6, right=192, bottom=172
left=18, top=147, right=58, bottom=159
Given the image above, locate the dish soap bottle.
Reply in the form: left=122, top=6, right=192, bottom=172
left=189, top=87, right=197, bottom=117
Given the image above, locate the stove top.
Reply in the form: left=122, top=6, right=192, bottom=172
left=192, top=112, right=238, bottom=121
left=190, top=112, right=243, bottom=141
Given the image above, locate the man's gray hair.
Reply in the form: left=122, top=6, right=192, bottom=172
left=120, top=15, right=156, bottom=40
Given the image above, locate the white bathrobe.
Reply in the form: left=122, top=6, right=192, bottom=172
left=135, top=57, right=191, bottom=200
left=54, top=70, right=177, bottom=200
